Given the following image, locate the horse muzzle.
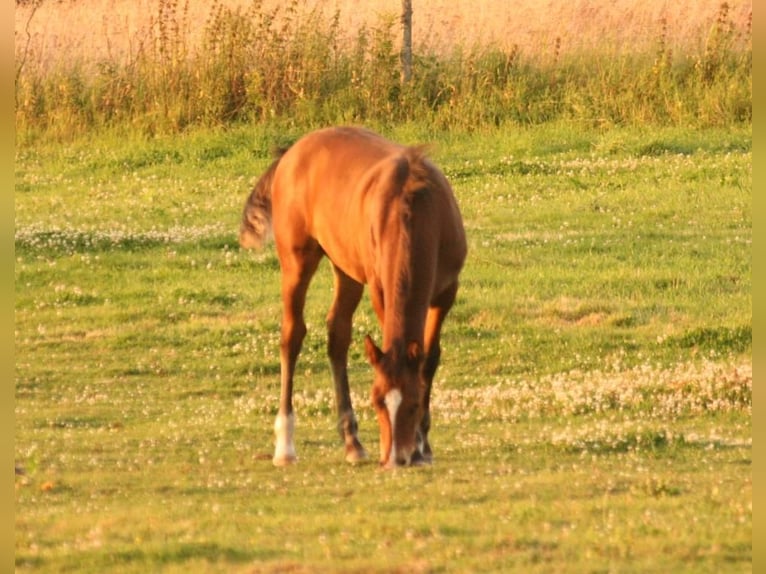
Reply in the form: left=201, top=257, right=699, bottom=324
left=382, top=444, right=428, bottom=469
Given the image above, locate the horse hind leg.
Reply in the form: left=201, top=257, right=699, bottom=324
left=327, top=266, right=368, bottom=463
left=273, top=243, right=323, bottom=466
left=273, top=411, right=296, bottom=466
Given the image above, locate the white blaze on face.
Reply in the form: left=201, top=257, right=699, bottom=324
left=384, top=388, right=402, bottom=465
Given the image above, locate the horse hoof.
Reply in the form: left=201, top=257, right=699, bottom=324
left=410, top=450, right=433, bottom=466
left=345, top=447, right=368, bottom=464
left=272, top=454, right=297, bottom=467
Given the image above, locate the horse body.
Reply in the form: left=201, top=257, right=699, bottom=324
left=240, top=126, right=466, bottom=467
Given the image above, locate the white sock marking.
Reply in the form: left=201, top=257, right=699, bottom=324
left=273, top=412, right=296, bottom=464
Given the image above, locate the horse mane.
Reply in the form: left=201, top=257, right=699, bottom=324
left=383, top=144, right=440, bottom=363
left=401, top=145, right=434, bottom=196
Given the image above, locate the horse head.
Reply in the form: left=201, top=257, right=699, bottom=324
left=365, top=335, right=426, bottom=468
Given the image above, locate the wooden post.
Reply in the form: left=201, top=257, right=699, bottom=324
left=400, top=0, right=413, bottom=83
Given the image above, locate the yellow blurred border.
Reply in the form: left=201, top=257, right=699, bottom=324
left=3, top=0, right=15, bottom=569
left=752, top=2, right=761, bottom=572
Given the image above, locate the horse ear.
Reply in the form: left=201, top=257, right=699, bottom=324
left=364, top=335, right=383, bottom=366
left=406, top=340, right=424, bottom=366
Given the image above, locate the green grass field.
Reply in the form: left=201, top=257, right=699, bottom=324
left=14, top=122, right=751, bottom=572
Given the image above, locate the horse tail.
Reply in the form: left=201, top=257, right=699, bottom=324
left=239, top=148, right=288, bottom=250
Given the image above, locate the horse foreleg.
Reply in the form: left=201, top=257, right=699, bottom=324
left=419, top=282, right=459, bottom=464
left=328, top=267, right=367, bottom=463
left=273, top=247, right=322, bottom=466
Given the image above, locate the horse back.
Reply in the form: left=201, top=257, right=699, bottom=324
left=269, top=127, right=465, bottom=289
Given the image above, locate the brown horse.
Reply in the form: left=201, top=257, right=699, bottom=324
left=240, top=127, right=467, bottom=468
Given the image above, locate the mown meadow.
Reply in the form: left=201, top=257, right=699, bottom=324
left=15, top=0, right=751, bottom=572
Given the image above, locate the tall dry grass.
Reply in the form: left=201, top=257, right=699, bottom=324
left=15, top=0, right=753, bottom=63
left=14, top=0, right=752, bottom=140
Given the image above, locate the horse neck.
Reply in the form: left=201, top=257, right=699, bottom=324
left=379, top=207, right=428, bottom=353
